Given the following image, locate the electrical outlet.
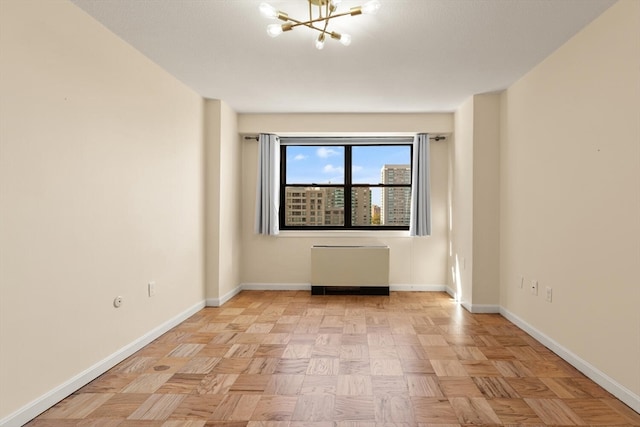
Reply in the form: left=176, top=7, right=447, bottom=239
left=545, top=286, right=552, bottom=302
left=519, top=276, right=524, bottom=289
left=531, top=280, right=538, bottom=296
left=148, top=281, right=156, bottom=297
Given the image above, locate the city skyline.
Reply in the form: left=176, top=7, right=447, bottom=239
left=285, top=145, right=411, bottom=205
left=283, top=186, right=372, bottom=227
left=282, top=164, right=411, bottom=227
left=381, top=164, right=412, bottom=226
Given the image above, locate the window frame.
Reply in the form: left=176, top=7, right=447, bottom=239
left=279, top=142, right=413, bottom=231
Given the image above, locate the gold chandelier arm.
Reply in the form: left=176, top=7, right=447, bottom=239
left=285, top=9, right=355, bottom=31
left=291, top=21, right=331, bottom=36
left=263, top=1, right=375, bottom=46
left=321, top=1, right=331, bottom=37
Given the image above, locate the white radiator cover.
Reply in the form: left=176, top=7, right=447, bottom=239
left=311, top=245, right=390, bottom=287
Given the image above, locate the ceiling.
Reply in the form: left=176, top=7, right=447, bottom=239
left=70, top=0, right=615, bottom=114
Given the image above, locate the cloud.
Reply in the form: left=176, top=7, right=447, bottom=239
left=323, top=164, right=343, bottom=174
left=352, top=165, right=364, bottom=173
left=294, top=154, right=307, bottom=161
left=316, top=147, right=340, bottom=158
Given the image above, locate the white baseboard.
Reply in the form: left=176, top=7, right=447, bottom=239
left=206, top=285, right=242, bottom=307
left=206, top=283, right=452, bottom=306
left=500, top=307, right=640, bottom=413
left=240, top=283, right=450, bottom=293
left=241, top=283, right=311, bottom=291
left=444, top=286, right=457, bottom=300
left=460, top=302, right=501, bottom=314
left=390, top=284, right=447, bottom=292
left=207, top=284, right=314, bottom=306
left=0, top=300, right=206, bottom=427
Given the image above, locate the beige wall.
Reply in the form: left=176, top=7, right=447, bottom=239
left=500, top=0, right=640, bottom=400
left=204, top=101, right=222, bottom=300
left=471, top=94, right=501, bottom=306
left=451, top=98, right=474, bottom=305
left=204, top=100, right=242, bottom=301
left=451, top=94, right=502, bottom=310
left=239, top=113, right=453, bottom=135
left=239, top=114, right=453, bottom=287
left=0, top=0, right=205, bottom=420
left=219, top=103, right=243, bottom=299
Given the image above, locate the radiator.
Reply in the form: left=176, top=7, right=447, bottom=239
left=310, top=245, right=390, bottom=295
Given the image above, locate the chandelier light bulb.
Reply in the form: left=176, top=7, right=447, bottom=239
left=339, top=33, right=352, bottom=46
left=267, top=24, right=284, bottom=37
left=259, top=3, right=279, bottom=19
left=260, top=0, right=381, bottom=48
left=361, top=0, right=381, bottom=14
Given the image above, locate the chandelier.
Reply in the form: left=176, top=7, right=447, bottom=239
left=259, top=0, right=381, bottom=49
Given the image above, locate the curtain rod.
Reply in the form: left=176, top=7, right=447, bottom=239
left=243, top=135, right=446, bottom=141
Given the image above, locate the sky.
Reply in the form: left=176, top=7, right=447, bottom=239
left=285, top=145, right=411, bottom=206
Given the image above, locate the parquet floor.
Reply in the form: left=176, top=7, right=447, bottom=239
left=27, top=291, right=640, bottom=426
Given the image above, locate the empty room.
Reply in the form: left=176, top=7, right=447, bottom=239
left=0, top=0, right=638, bottom=425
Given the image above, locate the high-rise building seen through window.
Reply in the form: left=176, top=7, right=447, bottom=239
left=280, top=143, right=412, bottom=230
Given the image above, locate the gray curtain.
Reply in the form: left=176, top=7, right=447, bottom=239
left=255, top=133, right=280, bottom=235
left=409, top=133, right=431, bottom=236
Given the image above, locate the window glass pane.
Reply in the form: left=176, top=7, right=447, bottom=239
left=380, top=184, right=411, bottom=226
left=283, top=186, right=345, bottom=227
left=286, top=146, right=345, bottom=184
left=352, top=145, right=411, bottom=184
left=280, top=142, right=412, bottom=230
left=351, top=187, right=373, bottom=226
left=351, top=186, right=411, bottom=226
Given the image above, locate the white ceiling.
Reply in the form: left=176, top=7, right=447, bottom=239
left=70, top=0, right=615, bottom=114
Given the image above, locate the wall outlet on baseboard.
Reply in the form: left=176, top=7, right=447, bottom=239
left=148, top=281, right=156, bottom=297
left=545, top=286, right=552, bottom=302
left=531, top=280, right=538, bottom=296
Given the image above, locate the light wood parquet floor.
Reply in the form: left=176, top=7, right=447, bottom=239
left=27, top=291, right=640, bottom=426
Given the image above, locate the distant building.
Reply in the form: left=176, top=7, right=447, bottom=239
left=371, top=204, right=381, bottom=225
left=284, top=186, right=370, bottom=226
left=324, top=188, right=344, bottom=225
left=351, top=187, right=371, bottom=226
left=381, top=164, right=411, bottom=226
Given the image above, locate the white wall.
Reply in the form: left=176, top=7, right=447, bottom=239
left=239, top=114, right=453, bottom=288
left=0, top=0, right=205, bottom=421
left=500, top=0, right=639, bottom=406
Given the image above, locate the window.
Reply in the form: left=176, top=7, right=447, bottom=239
left=280, top=141, right=412, bottom=230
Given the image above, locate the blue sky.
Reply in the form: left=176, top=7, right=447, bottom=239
left=286, top=145, right=411, bottom=184
left=285, top=145, right=411, bottom=205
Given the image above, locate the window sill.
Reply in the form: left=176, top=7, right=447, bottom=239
left=277, top=230, right=411, bottom=238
